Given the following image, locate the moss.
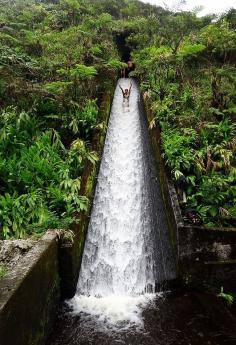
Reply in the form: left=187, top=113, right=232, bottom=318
left=84, top=165, right=97, bottom=198
left=0, top=265, right=7, bottom=278
left=29, top=276, right=60, bottom=345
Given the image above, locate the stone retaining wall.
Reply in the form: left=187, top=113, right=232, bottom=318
left=0, top=231, right=60, bottom=345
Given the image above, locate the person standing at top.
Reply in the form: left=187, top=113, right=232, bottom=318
left=119, top=82, right=132, bottom=112
left=119, top=82, right=132, bottom=103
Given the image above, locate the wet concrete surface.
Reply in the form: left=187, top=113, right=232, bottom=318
left=47, top=290, right=236, bottom=345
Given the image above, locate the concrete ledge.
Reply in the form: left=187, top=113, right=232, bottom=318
left=178, top=226, right=236, bottom=262
left=0, top=231, right=60, bottom=345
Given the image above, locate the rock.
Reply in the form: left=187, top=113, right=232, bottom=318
left=0, top=239, right=36, bottom=271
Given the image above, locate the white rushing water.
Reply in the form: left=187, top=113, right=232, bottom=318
left=69, top=79, right=175, bottom=329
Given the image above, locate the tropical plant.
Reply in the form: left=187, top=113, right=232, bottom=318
left=218, top=287, right=234, bottom=306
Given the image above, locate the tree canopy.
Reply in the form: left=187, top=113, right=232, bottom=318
left=0, top=0, right=235, bottom=238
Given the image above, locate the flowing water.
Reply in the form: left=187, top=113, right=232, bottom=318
left=68, top=78, right=176, bottom=329
left=47, top=79, right=236, bottom=345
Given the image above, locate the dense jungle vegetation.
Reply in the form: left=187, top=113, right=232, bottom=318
left=0, top=0, right=235, bottom=239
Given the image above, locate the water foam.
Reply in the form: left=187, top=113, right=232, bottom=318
left=68, top=294, right=161, bottom=330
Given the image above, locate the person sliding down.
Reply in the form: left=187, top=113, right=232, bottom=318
left=119, top=82, right=132, bottom=112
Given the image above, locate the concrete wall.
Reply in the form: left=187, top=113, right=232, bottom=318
left=143, top=98, right=179, bottom=267
left=58, top=92, right=112, bottom=299
left=143, top=96, right=236, bottom=292
left=0, top=231, right=60, bottom=345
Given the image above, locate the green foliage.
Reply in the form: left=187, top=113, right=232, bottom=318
left=44, top=81, right=73, bottom=94
left=162, top=128, right=196, bottom=172
left=200, top=21, right=236, bottom=55
left=177, top=42, right=206, bottom=60
left=218, top=287, right=234, bottom=306
left=70, top=65, right=97, bottom=79
left=0, top=0, right=235, bottom=233
left=107, top=59, right=127, bottom=70
left=0, top=108, right=94, bottom=239
left=0, top=0, right=126, bottom=238
left=188, top=173, right=235, bottom=226
left=132, top=7, right=236, bottom=227
left=71, top=99, right=99, bottom=138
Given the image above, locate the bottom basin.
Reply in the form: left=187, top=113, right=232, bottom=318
left=47, top=289, right=236, bottom=345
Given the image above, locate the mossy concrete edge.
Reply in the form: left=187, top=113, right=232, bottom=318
left=58, top=91, right=113, bottom=299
